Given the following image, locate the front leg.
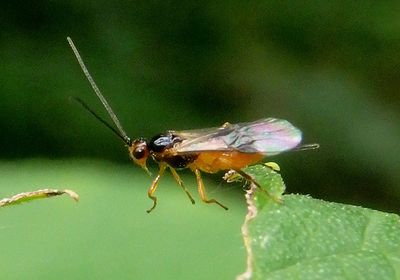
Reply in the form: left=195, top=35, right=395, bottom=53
left=146, top=163, right=167, bottom=213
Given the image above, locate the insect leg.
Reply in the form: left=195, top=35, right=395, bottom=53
left=221, top=122, right=232, bottom=129
left=233, top=169, right=282, bottom=203
left=194, top=169, right=228, bottom=210
left=146, top=164, right=167, bottom=213
left=169, top=167, right=196, bottom=205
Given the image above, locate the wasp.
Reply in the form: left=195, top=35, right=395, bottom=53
left=67, top=37, right=318, bottom=213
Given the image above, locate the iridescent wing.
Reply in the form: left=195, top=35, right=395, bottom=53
left=173, top=118, right=302, bottom=156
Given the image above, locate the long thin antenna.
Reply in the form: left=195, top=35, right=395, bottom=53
left=71, top=97, right=131, bottom=145
left=67, top=36, right=131, bottom=145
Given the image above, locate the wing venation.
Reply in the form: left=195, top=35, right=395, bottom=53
left=174, top=118, right=302, bottom=156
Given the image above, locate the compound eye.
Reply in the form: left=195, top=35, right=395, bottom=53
left=133, top=147, right=145, bottom=159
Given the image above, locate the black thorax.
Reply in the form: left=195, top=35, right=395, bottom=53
left=148, top=132, right=198, bottom=169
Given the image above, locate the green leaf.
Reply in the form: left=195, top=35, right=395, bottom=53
left=229, top=164, right=400, bottom=280
left=224, top=163, right=286, bottom=208
left=0, top=189, right=79, bottom=207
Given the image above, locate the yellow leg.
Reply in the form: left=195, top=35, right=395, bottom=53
left=194, top=169, right=228, bottom=210
left=169, top=167, right=195, bottom=205
left=146, top=164, right=167, bottom=213
left=221, top=122, right=232, bottom=129
left=234, top=169, right=282, bottom=203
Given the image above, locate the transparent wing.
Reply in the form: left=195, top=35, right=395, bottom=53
left=174, top=118, right=302, bottom=156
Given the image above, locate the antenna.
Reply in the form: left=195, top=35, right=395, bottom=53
left=67, top=37, right=131, bottom=146
left=71, top=97, right=130, bottom=145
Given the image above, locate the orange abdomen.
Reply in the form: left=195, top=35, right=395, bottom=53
left=190, top=151, right=264, bottom=173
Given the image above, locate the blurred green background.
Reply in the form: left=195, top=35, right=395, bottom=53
left=1, top=1, right=399, bottom=279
